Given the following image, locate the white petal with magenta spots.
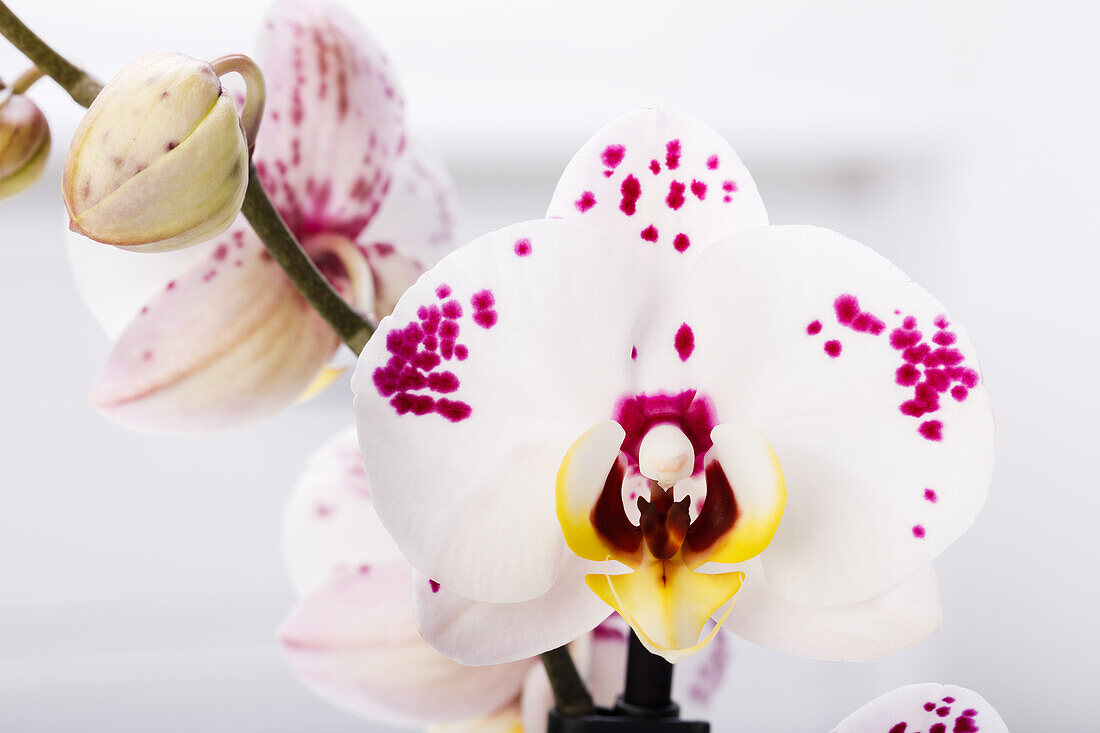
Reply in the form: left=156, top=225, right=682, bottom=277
left=547, top=108, right=767, bottom=265
left=831, top=683, right=1008, bottom=733
left=254, top=0, right=405, bottom=239
left=352, top=219, right=649, bottom=604
left=687, top=225, right=995, bottom=606
left=283, top=426, right=403, bottom=596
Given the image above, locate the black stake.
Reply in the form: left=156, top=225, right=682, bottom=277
left=618, top=630, right=676, bottom=714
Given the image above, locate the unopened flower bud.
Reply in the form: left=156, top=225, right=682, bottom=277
left=63, top=52, right=265, bottom=252
left=0, top=92, right=50, bottom=200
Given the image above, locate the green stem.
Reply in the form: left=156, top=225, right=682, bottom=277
left=0, top=1, right=101, bottom=106
left=541, top=645, right=595, bottom=717
left=0, top=1, right=374, bottom=355
left=241, top=163, right=373, bottom=354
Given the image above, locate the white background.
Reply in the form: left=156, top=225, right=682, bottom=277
left=1, top=0, right=1097, bottom=730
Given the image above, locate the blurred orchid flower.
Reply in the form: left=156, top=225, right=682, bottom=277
left=351, top=109, right=994, bottom=664
left=831, top=683, right=1008, bottom=732
left=67, top=0, right=457, bottom=432
left=279, top=427, right=727, bottom=731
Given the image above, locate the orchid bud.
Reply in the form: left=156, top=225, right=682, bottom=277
left=63, top=52, right=264, bottom=252
left=0, top=92, right=50, bottom=200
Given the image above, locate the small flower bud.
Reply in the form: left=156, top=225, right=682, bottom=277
left=63, top=52, right=264, bottom=252
left=0, top=93, right=50, bottom=200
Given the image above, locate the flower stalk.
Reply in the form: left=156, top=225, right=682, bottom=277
left=541, top=645, right=595, bottom=717
left=0, top=1, right=373, bottom=354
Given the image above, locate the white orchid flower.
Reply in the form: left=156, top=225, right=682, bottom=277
left=350, top=108, right=994, bottom=664
left=280, top=427, right=727, bottom=731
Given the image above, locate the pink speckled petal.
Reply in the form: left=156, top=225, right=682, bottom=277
left=686, top=226, right=995, bottom=606
left=547, top=109, right=767, bottom=265
left=725, top=561, right=941, bottom=660
left=254, top=0, right=405, bottom=239
left=279, top=563, right=531, bottom=726
left=411, top=551, right=612, bottom=665
left=351, top=219, right=648, bottom=604
left=831, top=683, right=1008, bottom=733
left=283, top=426, right=403, bottom=596
left=358, top=141, right=459, bottom=271
left=90, top=223, right=342, bottom=432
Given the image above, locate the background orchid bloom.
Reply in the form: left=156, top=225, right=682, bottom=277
left=831, top=683, right=1008, bottom=732
left=66, top=0, right=457, bottom=432
left=279, top=427, right=727, bottom=731
left=351, top=109, right=994, bottom=665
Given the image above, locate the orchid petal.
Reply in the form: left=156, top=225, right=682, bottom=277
left=547, top=108, right=767, bottom=265
left=428, top=705, right=523, bottom=733
left=726, top=561, right=941, bottom=661
left=283, top=426, right=402, bottom=596
left=66, top=227, right=216, bottom=338
left=359, top=141, right=459, bottom=269
left=254, top=0, right=405, bottom=239
left=831, top=683, right=1008, bottom=733
left=687, top=225, right=995, bottom=606
left=279, top=563, right=530, bottom=726
left=352, top=219, right=648, bottom=603
left=358, top=241, right=425, bottom=319
left=586, top=562, right=742, bottom=663
left=682, top=422, right=786, bottom=570
left=91, top=223, right=341, bottom=432
left=411, top=551, right=612, bottom=666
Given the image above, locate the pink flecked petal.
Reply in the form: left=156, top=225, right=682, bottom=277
left=90, top=224, right=343, bottom=432
left=831, top=683, right=1008, bottom=733
left=254, top=0, right=405, bottom=239
left=725, top=561, right=941, bottom=660
left=687, top=226, right=994, bottom=607
left=351, top=219, right=649, bottom=604
left=547, top=109, right=767, bottom=263
left=283, top=426, right=404, bottom=595
left=279, top=563, right=531, bottom=726
left=357, top=140, right=459, bottom=272
left=411, top=550, right=612, bottom=665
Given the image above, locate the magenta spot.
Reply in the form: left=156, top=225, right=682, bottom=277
left=413, top=352, right=441, bottom=371
left=942, top=697, right=956, bottom=704
left=951, top=385, right=969, bottom=401
left=937, top=707, right=951, bottom=717
left=666, top=181, right=686, bottom=210
left=925, top=702, right=937, bottom=712
left=890, top=724, right=908, bottom=733
left=934, top=315, right=950, bottom=329
left=141, top=350, right=153, bottom=361
left=834, top=294, right=860, bottom=325
left=429, top=579, right=440, bottom=593
left=631, top=346, right=637, bottom=360
left=601, top=144, right=626, bottom=169
left=428, top=371, right=460, bottom=393
left=641, top=225, right=659, bottom=242
left=674, top=324, right=695, bottom=361
left=722, top=195, right=732, bottom=203
left=665, top=139, right=682, bottom=169
left=924, top=488, right=938, bottom=502
left=474, top=310, right=498, bottom=329
left=649, top=159, right=661, bottom=174
left=603, top=170, right=613, bottom=177
left=213, top=244, right=228, bottom=261
left=314, top=502, right=333, bottom=518
left=140, top=306, right=149, bottom=315
left=933, top=330, right=957, bottom=345
left=442, top=300, right=463, bottom=319
left=455, top=344, right=469, bottom=360
left=706, top=155, right=719, bottom=170
left=619, top=175, right=641, bottom=215
left=722, top=180, right=737, bottom=192
left=673, top=233, right=690, bottom=252
left=925, top=369, right=952, bottom=393
left=912, top=524, right=926, bottom=538
left=436, top=284, right=451, bottom=299
left=806, top=320, right=822, bottom=335
left=930, top=725, right=946, bottom=733
left=439, top=320, right=459, bottom=339
left=962, top=709, right=977, bottom=717
left=436, top=399, right=472, bottom=422
left=957, top=368, right=980, bottom=388
left=904, top=343, right=932, bottom=364
left=166, top=280, right=177, bottom=291
left=471, top=290, right=495, bottom=310
left=891, top=328, right=923, bottom=350
left=690, top=179, right=707, bottom=200
left=903, top=315, right=918, bottom=329
left=920, top=420, right=944, bottom=441
left=575, top=191, right=596, bottom=213
left=896, top=363, right=921, bottom=386
left=824, top=340, right=842, bottom=358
